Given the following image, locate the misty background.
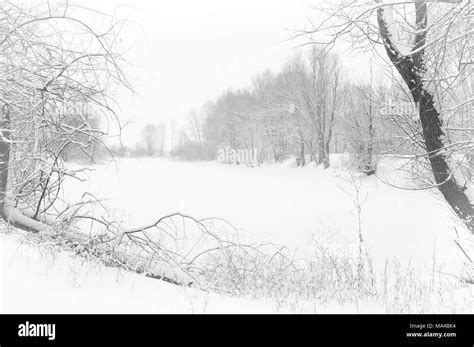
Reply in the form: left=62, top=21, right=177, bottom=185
left=89, top=0, right=375, bottom=148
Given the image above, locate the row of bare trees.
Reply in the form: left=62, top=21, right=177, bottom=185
left=295, top=0, right=473, bottom=232
left=176, top=47, right=407, bottom=170
left=172, top=0, right=473, bottom=234
left=0, top=2, right=281, bottom=289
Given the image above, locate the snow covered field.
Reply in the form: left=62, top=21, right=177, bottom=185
left=64, top=156, right=472, bottom=270
left=1, top=157, right=473, bottom=313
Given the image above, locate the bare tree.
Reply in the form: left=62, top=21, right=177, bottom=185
left=187, top=110, right=204, bottom=148
left=139, top=123, right=166, bottom=156
left=299, top=47, right=341, bottom=168
left=0, top=0, right=305, bottom=290
left=298, top=0, right=473, bottom=232
left=0, top=0, right=131, bottom=232
left=377, top=2, right=473, bottom=231
left=195, top=50, right=341, bottom=167
left=341, top=81, right=395, bottom=174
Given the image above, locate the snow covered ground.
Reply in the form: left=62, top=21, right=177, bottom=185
left=1, top=156, right=473, bottom=313
left=64, top=156, right=472, bottom=271
left=0, top=231, right=284, bottom=313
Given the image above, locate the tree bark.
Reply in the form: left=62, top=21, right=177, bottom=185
left=300, top=134, right=306, bottom=167
left=0, top=105, right=49, bottom=232
left=0, top=105, right=11, bottom=215
left=377, top=4, right=474, bottom=232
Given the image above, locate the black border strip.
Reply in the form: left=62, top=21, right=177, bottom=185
left=0, top=314, right=473, bottom=346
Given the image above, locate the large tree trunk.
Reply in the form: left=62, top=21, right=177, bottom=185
left=316, top=132, right=327, bottom=167
left=377, top=4, right=474, bottom=232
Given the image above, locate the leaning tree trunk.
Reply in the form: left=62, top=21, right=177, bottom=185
left=377, top=4, right=474, bottom=232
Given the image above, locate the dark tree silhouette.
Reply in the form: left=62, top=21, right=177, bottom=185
left=377, top=2, right=473, bottom=232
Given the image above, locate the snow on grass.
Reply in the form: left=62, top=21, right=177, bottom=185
left=0, top=229, right=285, bottom=313
left=1, top=225, right=472, bottom=314
left=1, top=227, right=408, bottom=314
left=64, top=156, right=472, bottom=273
left=2, top=156, right=473, bottom=313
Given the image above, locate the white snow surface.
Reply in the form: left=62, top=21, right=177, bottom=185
left=64, top=157, right=472, bottom=271
left=0, top=231, right=287, bottom=313
left=1, top=156, right=473, bottom=313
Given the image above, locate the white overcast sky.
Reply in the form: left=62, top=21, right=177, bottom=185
left=83, top=0, right=373, bottom=144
